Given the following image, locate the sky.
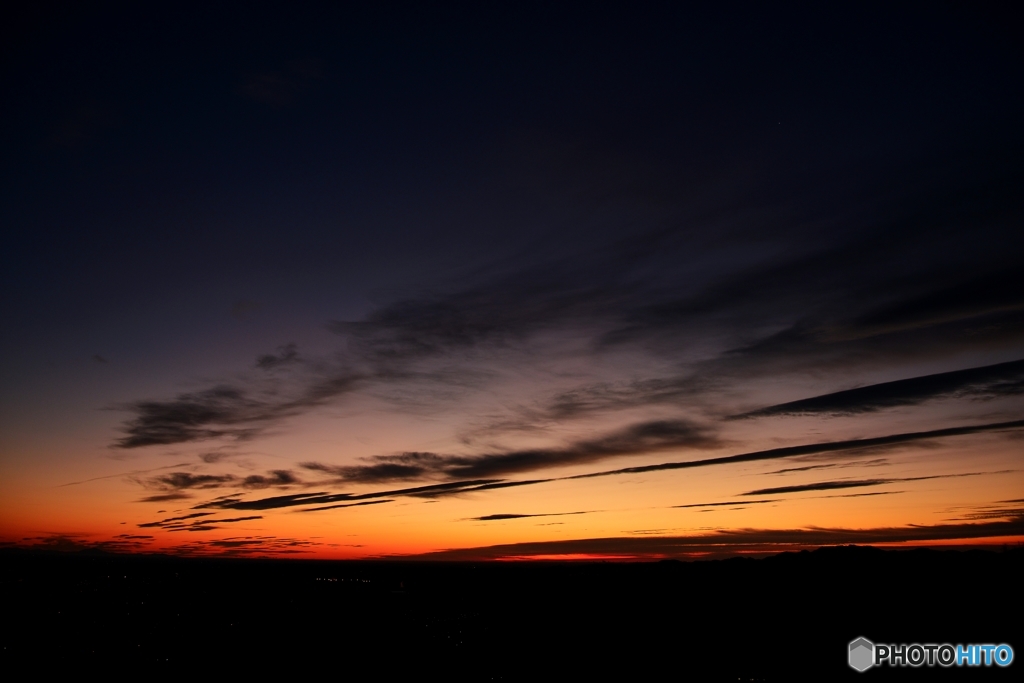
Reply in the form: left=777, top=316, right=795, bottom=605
left=1, top=2, right=1022, bottom=560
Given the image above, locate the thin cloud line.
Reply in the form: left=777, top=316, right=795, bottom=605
left=198, top=418, right=1024, bottom=512
left=58, top=462, right=192, bottom=487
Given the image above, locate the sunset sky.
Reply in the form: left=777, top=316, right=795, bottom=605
left=2, top=3, right=1022, bottom=560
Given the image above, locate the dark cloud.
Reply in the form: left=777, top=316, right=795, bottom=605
left=138, top=492, right=193, bottom=503
left=773, top=441, right=938, bottom=464
left=735, top=308, right=1024, bottom=377
left=205, top=516, right=262, bottom=524
left=569, top=419, right=1024, bottom=481
left=256, top=343, right=299, bottom=370
left=424, top=479, right=552, bottom=498
left=138, top=512, right=213, bottom=528
left=765, top=458, right=889, bottom=475
left=160, top=535, right=323, bottom=557
left=146, top=514, right=263, bottom=533
left=545, top=376, right=713, bottom=417
left=673, top=499, right=780, bottom=509
left=133, top=474, right=234, bottom=503
left=742, top=479, right=889, bottom=496
left=849, top=265, right=1024, bottom=338
left=113, top=372, right=362, bottom=449
left=327, top=259, right=636, bottom=366
left=400, top=514, right=1024, bottom=561
left=600, top=243, right=857, bottom=349
left=202, top=536, right=318, bottom=555
left=17, top=533, right=154, bottom=554
left=114, top=386, right=267, bottom=448
left=949, top=501, right=1024, bottom=521
left=297, top=500, right=394, bottom=513
left=821, top=490, right=905, bottom=499
left=463, top=375, right=717, bottom=439
left=199, top=451, right=233, bottom=464
left=241, top=470, right=300, bottom=489
left=196, top=491, right=334, bottom=511
left=196, top=480, right=504, bottom=511
left=149, top=472, right=235, bottom=490
left=741, top=470, right=1007, bottom=496
left=133, top=468, right=300, bottom=502
left=674, top=489, right=908, bottom=509
left=302, top=453, right=447, bottom=484
left=196, top=419, right=1024, bottom=512
left=303, top=418, right=720, bottom=484
left=469, top=511, right=593, bottom=521
left=738, top=358, right=1024, bottom=419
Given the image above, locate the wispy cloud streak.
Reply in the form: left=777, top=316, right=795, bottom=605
left=302, top=418, right=720, bottom=484
left=196, top=419, right=1024, bottom=511
left=567, top=420, right=1024, bottom=481
left=114, top=372, right=361, bottom=448
left=468, top=511, right=595, bottom=521
left=401, top=515, right=1024, bottom=561
left=737, top=358, right=1024, bottom=419
left=741, top=471, right=1009, bottom=496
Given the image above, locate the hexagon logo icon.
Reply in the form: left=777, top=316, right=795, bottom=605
left=849, top=637, right=874, bottom=672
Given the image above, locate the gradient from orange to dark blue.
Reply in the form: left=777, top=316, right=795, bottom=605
left=1, top=3, right=1022, bottom=560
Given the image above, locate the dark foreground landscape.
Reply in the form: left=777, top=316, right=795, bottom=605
left=2, top=545, right=1020, bottom=679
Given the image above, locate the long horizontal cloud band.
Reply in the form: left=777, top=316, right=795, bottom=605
left=301, top=418, right=721, bottom=484
left=737, top=358, right=1024, bottom=418
left=566, top=419, right=1024, bottom=480
left=740, top=470, right=1005, bottom=496
left=194, top=418, right=1024, bottom=512
left=399, top=516, right=1024, bottom=561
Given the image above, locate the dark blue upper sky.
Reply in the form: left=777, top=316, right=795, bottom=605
left=2, top=0, right=1022, bottom=468
left=5, top=3, right=1020, bottom=326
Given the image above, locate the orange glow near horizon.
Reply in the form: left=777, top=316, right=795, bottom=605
left=4, top=416, right=1022, bottom=560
